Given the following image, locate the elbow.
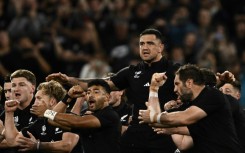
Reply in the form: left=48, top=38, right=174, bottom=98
left=178, top=146, right=189, bottom=152
left=60, top=143, right=73, bottom=153
left=61, top=135, right=79, bottom=153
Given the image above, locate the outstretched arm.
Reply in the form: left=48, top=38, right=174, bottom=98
left=31, top=103, right=102, bottom=129
left=46, top=72, right=119, bottom=91
left=17, top=132, right=79, bottom=153
left=153, top=126, right=190, bottom=135
left=153, top=125, right=193, bottom=151
left=46, top=72, right=87, bottom=89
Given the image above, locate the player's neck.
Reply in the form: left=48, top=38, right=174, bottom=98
left=192, top=85, right=205, bottom=100
left=18, top=95, right=33, bottom=110
left=111, top=100, right=121, bottom=107
left=145, top=55, right=162, bottom=66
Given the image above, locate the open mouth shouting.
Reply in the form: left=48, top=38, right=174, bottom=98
left=88, top=99, right=96, bottom=110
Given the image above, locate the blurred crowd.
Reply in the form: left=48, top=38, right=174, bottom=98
left=0, top=0, right=244, bottom=85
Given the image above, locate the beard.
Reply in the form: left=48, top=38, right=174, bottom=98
left=179, top=88, right=193, bottom=104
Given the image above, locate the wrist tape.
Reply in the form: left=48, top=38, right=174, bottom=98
left=149, top=91, right=158, bottom=98
left=44, top=109, right=57, bottom=121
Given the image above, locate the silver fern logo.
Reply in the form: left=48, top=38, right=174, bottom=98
left=41, top=125, right=46, bottom=135
left=29, top=117, right=34, bottom=125
left=14, top=116, right=19, bottom=126
left=55, top=128, right=62, bottom=134
left=134, top=71, right=142, bottom=78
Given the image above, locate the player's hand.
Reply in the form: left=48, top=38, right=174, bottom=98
left=30, top=101, right=48, bottom=117
left=68, top=85, right=86, bottom=98
left=164, top=99, right=183, bottom=111
left=150, top=73, right=167, bottom=90
left=5, top=100, right=20, bottom=112
left=17, top=132, right=38, bottom=151
left=139, top=109, right=151, bottom=124
left=216, top=71, right=235, bottom=83
left=46, top=72, right=69, bottom=84
left=153, top=127, right=172, bottom=135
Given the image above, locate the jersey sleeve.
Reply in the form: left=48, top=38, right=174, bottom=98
left=110, top=66, right=130, bottom=90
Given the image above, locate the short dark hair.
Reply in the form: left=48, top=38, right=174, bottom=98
left=230, top=80, right=241, bottom=92
left=4, top=74, right=11, bottom=83
left=88, top=79, right=111, bottom=94
left=140, top=28, right=164, bottom=43
left=176, top=64, right=205, bottom=85
left=10, top=69, right=36, bottom=87
left=200, top=68, right=217, bottom=87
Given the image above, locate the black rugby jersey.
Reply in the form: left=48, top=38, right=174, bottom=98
left=0, top=98, right=37, bottom=131
left=21, top=118, right=64, bottom=142
left=111, top=57, right=178, bottom=124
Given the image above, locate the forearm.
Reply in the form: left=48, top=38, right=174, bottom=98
left=53, top=113, right=86, bottom=128
left=44, top=110, right=100, bottom=129
left=148, top=86, right=161, bottom=114
left=38, top=132, right=79, bottom=153
left=71, top=98, right=85, bottom=115
left=39, top=141, right=72, bottom=153
left=0, top=128, right=5, bottom=143
left=68, top=77, right=88, bottom=89
left=5, top=112, right=19, bottom=144
left=53, top=101, right=68, bottom=113
left=171, top=134, right=193, bottom=151
left=150, top=111, right=188, bottom=127
left=155, top=126, right=190, bottom=135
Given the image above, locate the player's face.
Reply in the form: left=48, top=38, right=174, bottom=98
left=174, top=75, right=193, bottom=102
left=109, top=91, right=122, bottom=105
left=86, top=85, right=109, bottom=111
left=11, top=77, right=35, bottom=104
left=4, top=82, right=12, bottom=100
left=139, top=34, right=163, bottom=63
left=220, top=83, right=240, bottom=100
left=34, top=90, right=52, bottom=109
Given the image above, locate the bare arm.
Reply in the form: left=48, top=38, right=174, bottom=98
left=140, top=106, right=207, bottom=127
left=46, top=72, right=119, bottom=91
left=31, top=103, right=101, bottom=129
left=153, top=125, right=193, bottom=150
left=139, top=73, right=207, bottom=127
left=171, top=134, right=194, bottom=151
left=39, top=132, right=79, bottom=153
left=71, top=97, right=86, bottom=115
left=53, top=113, right=101, bottom=129
left=153, top=126, right=190, bottom=135
left=158, top=107, right=207, bottom=127
left=4, top=100, right=20, bottom=146
left=0, top=120, right=5, bottom=143
left=17, top=132, right=79, bottom=153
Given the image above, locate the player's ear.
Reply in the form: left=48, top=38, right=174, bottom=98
left=185, top=79, right=193, bottom=88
